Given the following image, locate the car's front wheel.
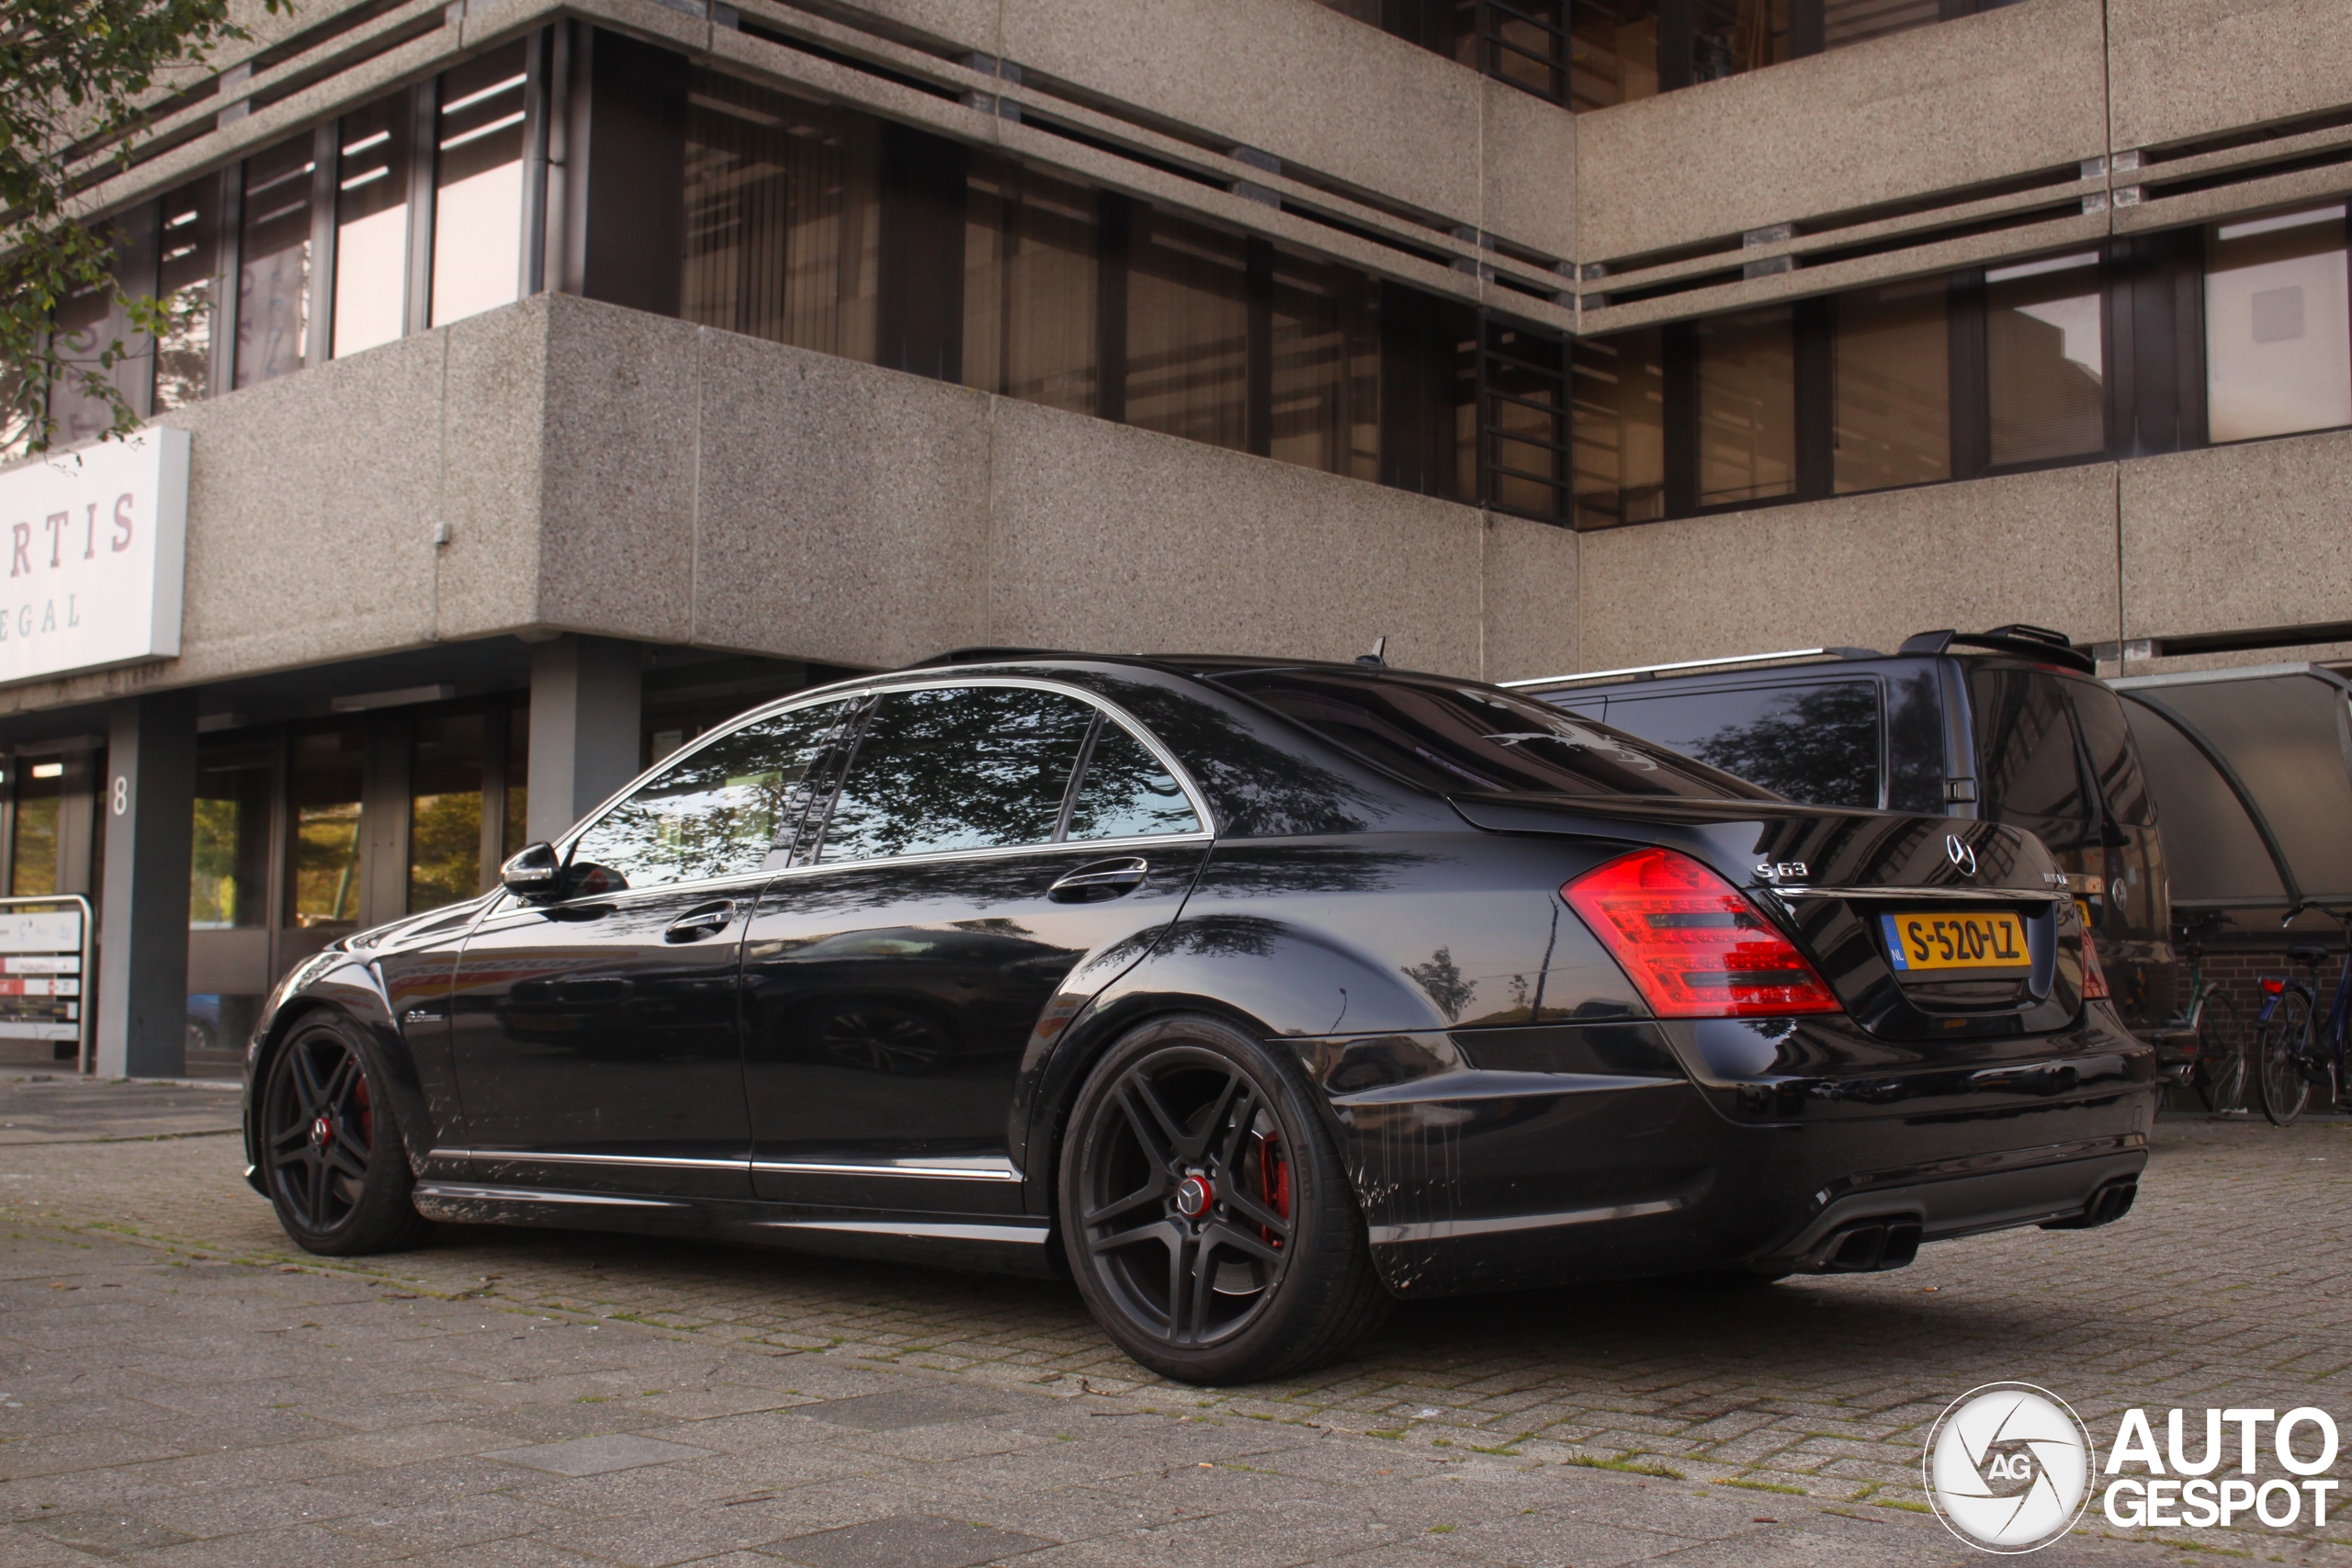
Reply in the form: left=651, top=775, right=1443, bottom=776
left=260, top=1013, right=429, bottom=1255
left=1058, top=1014, right=1388, bottom=1383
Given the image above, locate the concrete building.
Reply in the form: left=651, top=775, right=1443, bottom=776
left=5, top=0, right=2347, bottom=1074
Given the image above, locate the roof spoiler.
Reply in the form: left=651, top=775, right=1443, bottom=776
left=1898, top=625, right=2097, bottom=674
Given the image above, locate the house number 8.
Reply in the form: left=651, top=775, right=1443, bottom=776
left=110, top=776, right=127, bottom=816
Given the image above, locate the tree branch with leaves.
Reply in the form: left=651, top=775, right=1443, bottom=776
left=2, top=0, right=290, bottom=457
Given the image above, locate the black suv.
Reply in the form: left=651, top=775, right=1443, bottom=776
left=1514, top=626, right=2173, bottom=1043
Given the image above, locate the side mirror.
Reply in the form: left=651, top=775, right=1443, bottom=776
left=500, top=841, right=564, bottom=899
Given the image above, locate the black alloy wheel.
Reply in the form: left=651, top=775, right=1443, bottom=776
left=261, top=1016, right=429, bottom=1255
left=2256, top=989, right=2314, bottom=1128
left=1059, top=1015, right=1387, bottom=1383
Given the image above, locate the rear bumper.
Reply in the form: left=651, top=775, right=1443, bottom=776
left=1296, top=1010, right=2160, bottom=1299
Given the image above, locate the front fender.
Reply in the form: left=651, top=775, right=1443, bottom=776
left=241, top=953, right=435, bottom=1195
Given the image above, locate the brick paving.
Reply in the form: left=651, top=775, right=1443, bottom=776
left=0, top=1074, right=2346, bottom=1562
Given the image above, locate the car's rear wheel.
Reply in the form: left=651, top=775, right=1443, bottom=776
left=1059, top=1014, right=1388, bottom=1384
left=260, top=1013, right=429, bottom=1255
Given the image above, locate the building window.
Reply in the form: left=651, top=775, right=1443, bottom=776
left=1694, top=305, right=1796, bottom=507
left=962, top=162, right=1098, bottom=417
left=234, top=130, right=317, bottom=388
left=2205, top=204, right=2352, bottom=445
left=1833, top=277, right=1948, bottom=493
left=1570, top=328, right=1665, bottom=527
left=289, top=725, right=366, bottom=931
left=332, top=94, right=413, bottom=357
left=430, top=42, right=528, bottom=328
left=1271, top=250, right=1382, bottom=482
left=191, top=739, right=273, bottom=929
left=410, top=712, right=489, bottom=912
left=154, top=179, right=220, bottom=410
left=1479, top=321, right=1572, bottom=521
left=1125, top=210, right=1251, bottom=453
left=1326, top=0, right=2023, bottom=108
left=681, top=68, right=880, bottom=361
left=1984, top=253, right=2105, bottom=468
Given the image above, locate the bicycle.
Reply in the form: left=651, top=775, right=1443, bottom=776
left=2252, top=910, right=2352, bottom=1127
left=2162, top=917, right=2248, bottom=1115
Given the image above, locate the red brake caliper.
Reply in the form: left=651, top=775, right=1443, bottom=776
left=352, top=1073, right=373, bottom=1148
left=1259, top=1132, right=1291, bottom=1249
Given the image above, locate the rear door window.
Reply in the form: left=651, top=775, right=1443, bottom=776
left=820, top=686, right=1096, bottom=862
left=1065, top=722, right=1203, bottom=840
left=1970, top=668, right=2086, bottom=821
left=1598, top=681, right=1883, bottom=809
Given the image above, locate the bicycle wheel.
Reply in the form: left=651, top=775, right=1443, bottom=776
left=2195, top=991, right=2247, bottom=1114
left=2257, top=989, right=2314, bottom=1127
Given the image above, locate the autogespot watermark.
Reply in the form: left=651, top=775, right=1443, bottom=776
left=1923, top=1382, right=2343, bottom=1553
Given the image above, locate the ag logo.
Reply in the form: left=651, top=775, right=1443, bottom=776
left=1924, top=1382, right=2093, bottom=1552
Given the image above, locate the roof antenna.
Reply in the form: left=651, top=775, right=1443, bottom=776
left=1356, top=636, right=1388, bottom=669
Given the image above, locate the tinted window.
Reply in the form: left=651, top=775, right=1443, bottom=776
left=1600, top=682, right=1883, bottom=809
left=821, top=687, right=1095, bottom=862
left=2066, top=680, right=2154, bottom=827
left=1067, top=722, right=1202, bottom=840
left=1970, top=669, right=2086, bottom=820
left=1216, top=671, right=1774, bottom=800
left=1885, top=667, right=1947, bottom=816
left=570, top=700, right=851, bottom=891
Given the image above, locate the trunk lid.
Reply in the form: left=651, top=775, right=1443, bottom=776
left=1449, top=794, right=2089, bottom=1042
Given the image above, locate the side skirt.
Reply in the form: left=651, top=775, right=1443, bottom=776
left=409, top=1181, right=1058, bottom=1279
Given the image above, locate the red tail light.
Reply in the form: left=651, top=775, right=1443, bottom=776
left=1563, top=847, right=1841, bottom=1019
left=2080, top=928, right=2110, bottom=1000
left=2261, top=976, right=2285, bottom=996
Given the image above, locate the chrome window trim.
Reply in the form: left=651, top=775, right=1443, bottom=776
left=549, top=676, right=1216, bottom=886
left=751, top=1156, right=1023, bottom=1181
left=538, top=677, right=1213, bottom=907
left=758, top=829, right=1211, bottom=884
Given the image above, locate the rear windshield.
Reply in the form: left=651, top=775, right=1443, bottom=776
left=1213, top=671, right=1779, bottom=800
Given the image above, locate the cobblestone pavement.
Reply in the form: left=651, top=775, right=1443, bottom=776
left=0, top=1074, right=2346, bottom=1563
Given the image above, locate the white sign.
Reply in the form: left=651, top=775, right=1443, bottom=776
left=0, top=911, right=82, bottom=954
left=0, top=428, right=187, bottom=684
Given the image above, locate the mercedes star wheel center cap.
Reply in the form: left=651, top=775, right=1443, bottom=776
left=1175, top=1174, right=1213, bottom=1219
left=311, top=1115, right=332, bottom=1149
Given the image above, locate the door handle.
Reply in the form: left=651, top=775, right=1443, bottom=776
left=1048, top=859, right=1148, bottom=903
left=664, top=901, right=736, bottom=942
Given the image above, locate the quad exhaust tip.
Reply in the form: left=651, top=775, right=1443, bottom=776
left=2039, top=1176, right=2139, bottom=1231
left=1804, top=1217, right=1923, bottom=1273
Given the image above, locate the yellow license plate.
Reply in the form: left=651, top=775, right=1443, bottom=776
left=1881, top=911, right=2030, bottom=973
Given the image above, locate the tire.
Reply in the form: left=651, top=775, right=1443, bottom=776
left=2195, top=991, right=2246, bottom=1115
left=1057, top=1014, right=1389, bottom=1384
left=259, top=1013, right=430, bottom=1255
left=2256, top=989, right=2314, bottom=1128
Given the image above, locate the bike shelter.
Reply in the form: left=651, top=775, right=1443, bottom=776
left=2109, top=663, right=2352, bottom=949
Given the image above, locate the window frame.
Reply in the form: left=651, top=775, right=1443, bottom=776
left=547, top=677, right=1214, bottom=897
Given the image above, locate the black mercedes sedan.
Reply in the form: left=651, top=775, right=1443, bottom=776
left=244, top=651, right=2157, bottom=1383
